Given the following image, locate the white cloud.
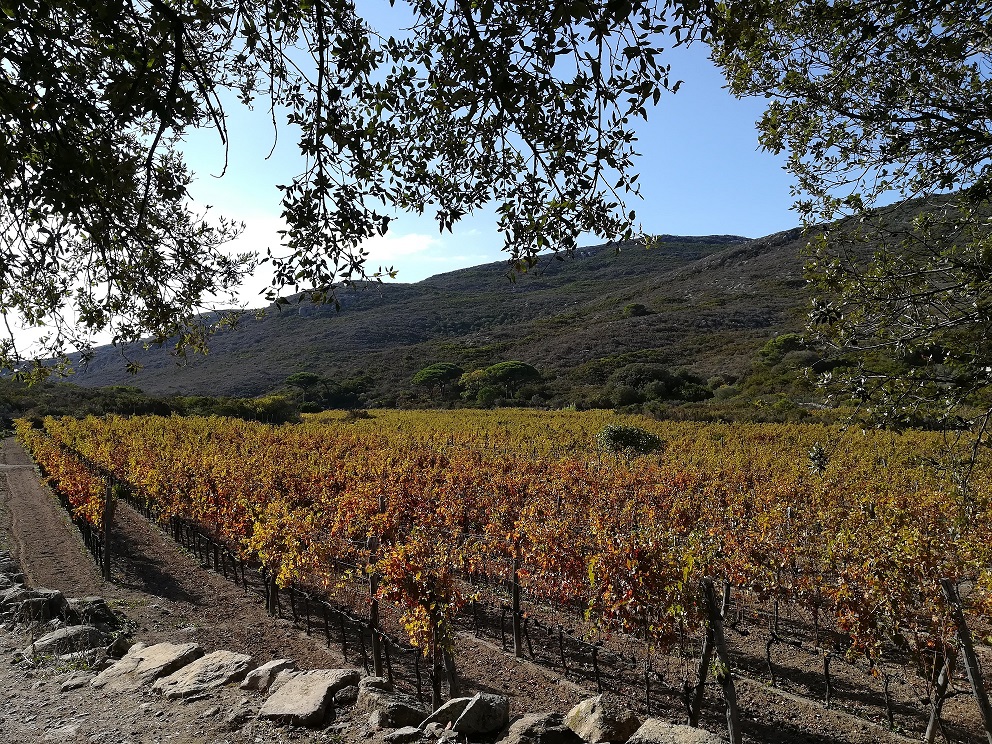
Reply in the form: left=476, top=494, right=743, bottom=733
left=362, top=232, right=442, bottom=265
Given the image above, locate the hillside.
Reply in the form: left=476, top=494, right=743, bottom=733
left=69, top=229, right=812, bottom=407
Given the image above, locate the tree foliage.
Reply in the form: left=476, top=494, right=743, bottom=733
left=412, top=362, right=464, bottom=398
left=710, top=1, right=992, bottom=458
left=1, top=0, right=698, bottom=370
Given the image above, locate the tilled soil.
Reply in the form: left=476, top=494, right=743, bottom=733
left=0, top=435, right=983, bottom=743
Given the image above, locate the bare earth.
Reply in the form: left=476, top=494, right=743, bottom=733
left=0, top=436, right=983, bottom=743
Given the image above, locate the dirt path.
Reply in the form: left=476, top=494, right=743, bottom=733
left=1, top=438, right=105, bottom=594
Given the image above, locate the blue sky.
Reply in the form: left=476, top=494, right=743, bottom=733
left=179, top=36, right=797, bottom=303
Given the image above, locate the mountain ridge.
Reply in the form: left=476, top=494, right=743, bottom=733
left=70, top=230, right=810, bottom=407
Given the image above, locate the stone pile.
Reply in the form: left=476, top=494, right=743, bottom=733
left=0, top=551, right=721, bottom=743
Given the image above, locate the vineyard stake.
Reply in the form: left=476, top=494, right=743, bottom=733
left=524, top=616, right=534, bottom=658
left=940, top=578, right=992, bottom=743
left=688, top=620, right=714, bottom=726
left=368, top=533, right=384, bottom=677
left=592, top=646, right=602, bottom=692
left=359, top=624, right=370, bottom=673
left=703, top=577, right=742, bottom=744
left=925, top=646, right=958, bottom=744
left=339, top=612, right=348, bottom=659
left=414, top=652, right=423, bottom=703
left=430, top=622, right=443, bottom=709
left=512, top=548, right=523, bottom=659
left=322, top=603, right=332, bottom=647
left=823, top=652, right=832, bottom=708
left=100, top=480, right=116, bottom=582
left=383, top=634, right=393, bottom=685
left=881, top=671, right=893, bottom=729
left=558, top=626, right=568, bottom=676
left=644, top=665, right=651, bottom=715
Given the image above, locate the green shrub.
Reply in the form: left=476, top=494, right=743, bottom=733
left=621, top=303, right=652, bottom=318
left=596, top=424, right=663, bottom=457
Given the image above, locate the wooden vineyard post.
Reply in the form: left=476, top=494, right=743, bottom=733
left=702, top=577, right=742, bottom=744
left=925, top=645, right=958, bottom=744
left=101, top=480, right=117, bottom=582
left=940, top=578, right=992, bottom=744
left=369, top=500, right=385, bottom=678
left=369, top=546, right=383, bottom=677
left=512, top=542, right=523, bottom=659
left=431, top=618, right=443, bottom=710
left=688, top=607, right=715, bottom=726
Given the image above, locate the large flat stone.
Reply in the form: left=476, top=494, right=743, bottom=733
left=91, top=642, right=203, bottom=693
left=565, top=694, right=641, bottom=744
left=453, top=693, right=509, bottom=736
left=258, top=668, right=361, bottom=727
left=420, top=696, right=473, bottom=728
left=357, top=686, right=428, bottom=730
left=240, top=658, right=296, bottom=692
left=626, top=719, right=722, bottom=744
left=151, top=650, right=255, bottom=699
left=502, top=713, right=585, bottom=744
left=20, top=625, right=106, bottom=657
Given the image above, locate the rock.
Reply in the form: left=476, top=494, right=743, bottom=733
left=565, top=695, right=641, bottom=744
left=258, top=668, right=361, bottom=727
left=453, top=693, right=510, bottom=736
left=106, top=635, right=133, bottom=659
left=0, top=559, right=19, bottom=574
left=385, top=726, right=426, bottom=743
left=16, top=597, right=51, bottom=622
left=57, top=648, right=109, bottom=670
left=359, top=675, right=393, bottom=691
left=151, top=650, right=254, bottom=699
left=626, top=720, right=722, bottom=744
left=333, top=684, right=359, bottom=707
left=60, top=671, right=94, bottom=692
left=43, top=723, right=81, bottom=741
left=91, top=642, right=203, bottom=693
left=0, top=574, right=12, bottom=590
left=503, top=713, right=585, bottom=744
left=420, top=697, right=473, bottom=728
left=356, top=686, right=428, bottom=730
left=267, top=669, right=301, bottom=694
left=223, top=700, right=256, bottom=731
left=33, top=588, right=68, bottom=616
left=1, top=587, right=39, bottom=608
left=240, top=658, right=296, bottom=692
left=21, top=625, right=106, bottom=657
left=65, top=597, right=116, bottom=626
left=424, top=723, right=445, bottom=738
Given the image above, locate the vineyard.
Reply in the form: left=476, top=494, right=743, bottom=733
left=15, top=410, right=992, bottom=741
